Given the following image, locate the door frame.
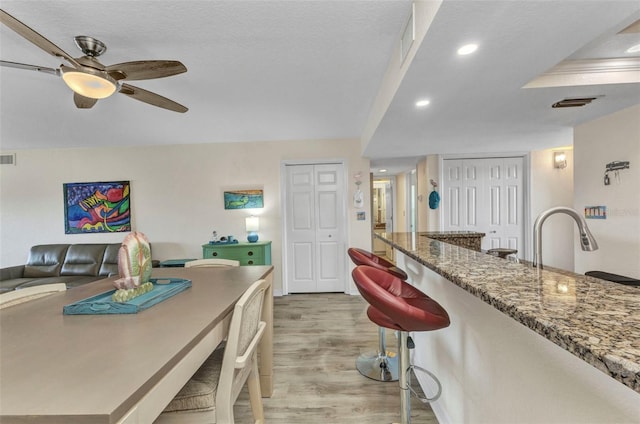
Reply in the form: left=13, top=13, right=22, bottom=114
left=280, top=158, right=350, bottom=295
left=372, top=177, right=396, bottom=260
left=406, top=168, right=417, bottom=232
left=438, top=152, right=532, bottom=260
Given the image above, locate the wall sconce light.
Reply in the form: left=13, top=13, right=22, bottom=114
left=245, top=216, right=260, bottom=243
left=554, top=151, right=567, bottom=169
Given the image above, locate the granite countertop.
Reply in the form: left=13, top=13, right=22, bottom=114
left=375, top=231, right=640, bottom=393
left=420, top=230, right=486, bottom=238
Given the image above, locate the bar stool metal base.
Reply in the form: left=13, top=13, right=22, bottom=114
left=356, top=326, right=399, bottom=382
left=356, top=350, right=399, bottom=382
left=398, top=332, right=442, bottom=424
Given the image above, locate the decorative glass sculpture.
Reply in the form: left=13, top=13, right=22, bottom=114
left=113, top=232, right=153, bottom=301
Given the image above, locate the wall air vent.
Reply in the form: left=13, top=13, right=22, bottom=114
left=552, top=97, right=598, bottom=108
left=0, top=153, right=16, bottom=165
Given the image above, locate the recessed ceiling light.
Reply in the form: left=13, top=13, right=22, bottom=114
left=457, top=44, right=478, bottom=55
left=379, top=169, right=388, bottom=173
left=626, top=43, right=640, bottom=54
left=415, top=99, right=430, bottom=107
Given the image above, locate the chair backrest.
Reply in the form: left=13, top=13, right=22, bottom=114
left=215, top=278, right=269, bottom=421
left=0, top=283, right=67, bottom=309
left=185, top=258, right=240, bottom=268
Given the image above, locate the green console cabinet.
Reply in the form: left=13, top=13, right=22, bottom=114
left=202, top=241, right=272, bottom=266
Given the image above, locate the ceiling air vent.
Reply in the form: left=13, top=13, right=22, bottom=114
left=0, top=153, right=16, bottom=165
left=552, top=97, right=598, bottom=108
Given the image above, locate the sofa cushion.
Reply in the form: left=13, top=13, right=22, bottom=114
left=99, top=244, right=122, bottom=277
left=1, top=265, right=26, bottom=281
left=23, top=245, right=69, bottom=278
left=61, top=244, right=107, bottom=276
left=1, top=278, right=36, bottom=292
left=17, top=275, right=110, bottom=290
left=64, top=276, right=111, bottom=289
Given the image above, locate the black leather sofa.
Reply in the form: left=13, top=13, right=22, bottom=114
left=1, top=243, right=125, bottom=293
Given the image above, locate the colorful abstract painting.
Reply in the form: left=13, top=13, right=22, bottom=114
left=64, top=181, right=131, bottom=234
left=224, top=189, right=264, bottom=210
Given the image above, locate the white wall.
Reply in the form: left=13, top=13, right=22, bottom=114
left=395, top=172, right=407, bottom=232
left=416, top=158, right=428, bottom=231
left=574, top=104, right=640, bottom=278
left=0, top=139, right=372, bottom=295
left=416, top=155, right=439, bottom=232
left=529, top=148, right=575, bottom=270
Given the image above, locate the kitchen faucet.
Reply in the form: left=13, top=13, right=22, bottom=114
left=532, top=206, right=598, bottom=269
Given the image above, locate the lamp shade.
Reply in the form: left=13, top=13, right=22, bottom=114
left=246, top=216, right=259, bottom=242
left=246, top=216, right=259, bottom=232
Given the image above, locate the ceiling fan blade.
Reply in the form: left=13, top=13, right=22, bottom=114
left=0, top=9, right=81, bottom=68
left=106, top=60, right=187, bottom=81
left=119, top=83, right=188, bottom=113
left=0, top=59, right=59, bottom=76
left=74, top=92, right=98, bottom=109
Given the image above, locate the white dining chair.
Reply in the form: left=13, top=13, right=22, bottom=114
left=0, top=283, right=67, bottom=309
left=185, top=259, right=240, bottom=268
left=156, top=278, right=269, bottom=424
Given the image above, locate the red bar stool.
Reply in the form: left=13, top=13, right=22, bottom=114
left=347, top=248, right=408, bottom=382
left=352, top=265, right=450, bottom=424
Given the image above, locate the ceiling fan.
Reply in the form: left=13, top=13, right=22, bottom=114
left=0, top=9, right=188, bottom=113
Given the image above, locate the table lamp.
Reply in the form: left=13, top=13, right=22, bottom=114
left=246, top=216, right=259, bottom=243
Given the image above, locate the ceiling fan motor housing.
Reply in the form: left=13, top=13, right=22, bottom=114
left=74, top=35, right=107, bottom=57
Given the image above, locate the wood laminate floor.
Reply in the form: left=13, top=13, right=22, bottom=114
left=234, top=293, right=439, bottom=423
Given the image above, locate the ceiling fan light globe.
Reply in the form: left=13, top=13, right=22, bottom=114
left=61, top=70, right=117, bottom=99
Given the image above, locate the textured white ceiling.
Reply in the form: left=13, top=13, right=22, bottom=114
left=0, top=0, right=411, bottom=149
left=0, top=1, right=639, bottom=177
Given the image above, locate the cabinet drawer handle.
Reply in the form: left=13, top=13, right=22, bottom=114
left=248, top=260, right=254, bottom=265
left=248, top=251, right=254, bottom=256
left=212, top=252, right=218, bottom=256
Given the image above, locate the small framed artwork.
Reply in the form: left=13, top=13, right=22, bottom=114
left=64, top=181, right=131, bottom=234
left=224, top=189, right=264, bottom=210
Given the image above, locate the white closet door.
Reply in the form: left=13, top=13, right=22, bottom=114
left=285, top=163, right=346, bottom=293
left=286, top=165, right=316, bottom=292
left=443, top=157, right=524, bottom=257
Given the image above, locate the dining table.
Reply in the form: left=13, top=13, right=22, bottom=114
left=0, top=265, right=274, bottom=424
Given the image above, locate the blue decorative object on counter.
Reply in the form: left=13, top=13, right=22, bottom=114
left=209, top=239, right=239, bottom=245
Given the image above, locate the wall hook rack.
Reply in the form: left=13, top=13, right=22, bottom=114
left=604, top=161, right=630, bottom=186
left=605, top=161, right=629, bottom=172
